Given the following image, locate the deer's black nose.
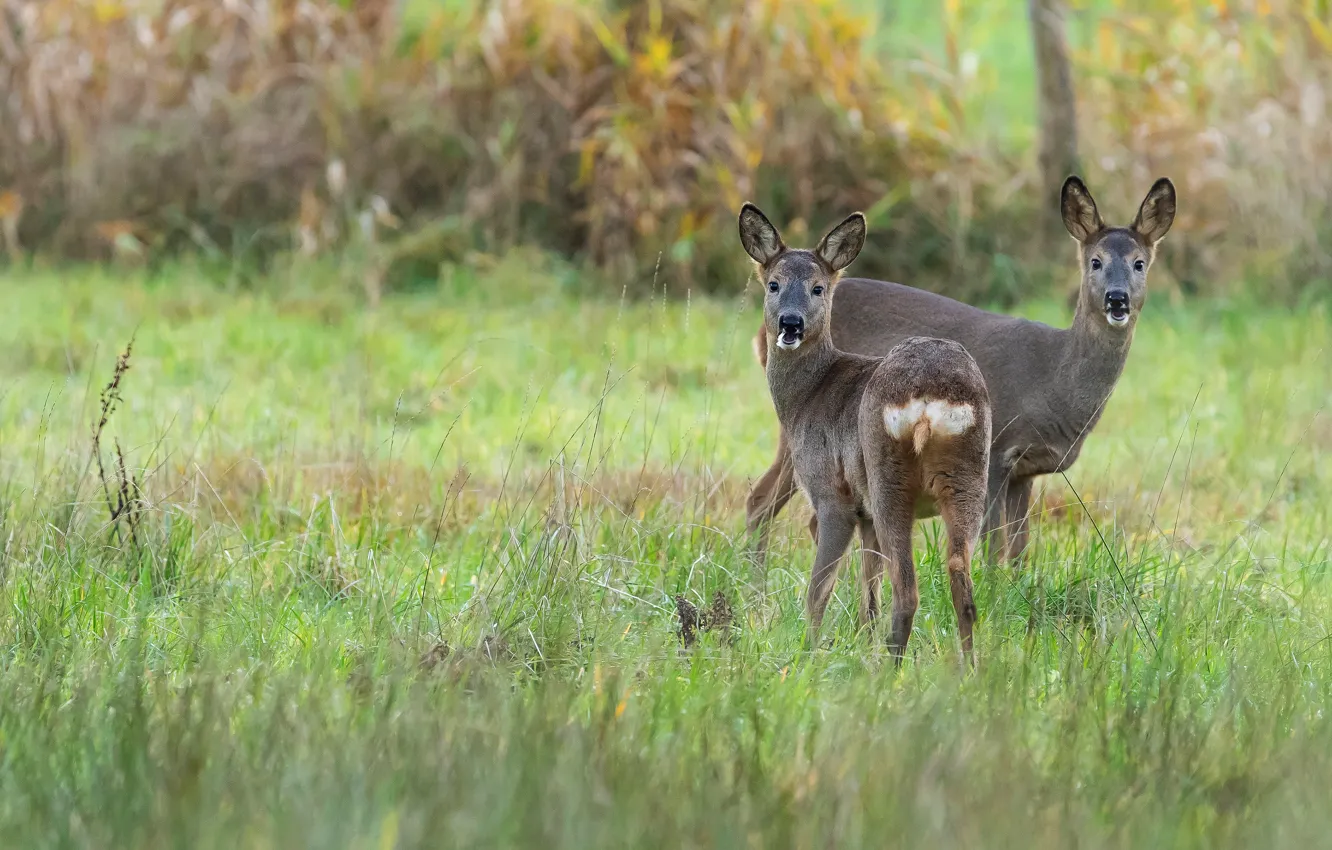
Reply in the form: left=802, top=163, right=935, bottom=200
left=778, top=314, right=804, bottom=334
left=1105, top=290, right=1129, bottom=309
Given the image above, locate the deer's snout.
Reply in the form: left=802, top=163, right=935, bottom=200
left=1104, top=289, right=1131, bottom=327
left=775, top=314, right=805, bottom=350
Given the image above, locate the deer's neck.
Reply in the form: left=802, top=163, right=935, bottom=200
left=1055, top=296, right=1135, bottom=434
left=765, top=335, right=840, bottom=427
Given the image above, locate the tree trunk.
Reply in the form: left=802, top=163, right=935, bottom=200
left=1029, top=0, right=1079, bottom=240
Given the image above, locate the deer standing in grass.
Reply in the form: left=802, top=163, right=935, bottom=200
left=746, top=177, right=1177, bottom=567
left=740, top=204, right=992, bottom=662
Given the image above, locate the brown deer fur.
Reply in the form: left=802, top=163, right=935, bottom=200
left=740, top=204, right=992, bottom=662
left=745, top=177, right=1176, bottom=567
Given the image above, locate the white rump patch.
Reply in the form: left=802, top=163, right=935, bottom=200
left=922, top=399, right=975, bottom=436
left=883, top=398, right=975, bottom=443
left=882, top=399, right=926, bottom=439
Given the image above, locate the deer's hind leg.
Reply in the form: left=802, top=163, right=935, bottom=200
left=856, top=516, right=885, bottom=632
left=931, top=465, right=987, bottom=666
left=863, top=474, right=919, bottom=666
left=863, top=447, right=919, bottom=665
left=745, top=428, right=799, bottom=566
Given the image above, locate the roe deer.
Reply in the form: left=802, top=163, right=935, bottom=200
left=739, top=203, right=992, bottom=662
left=746, top=176, right=1176, bottom=566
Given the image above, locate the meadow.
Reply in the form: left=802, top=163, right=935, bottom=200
left=0, top=257, right=1329, bottom=848
left=4, top=0, right=1332, bottom=846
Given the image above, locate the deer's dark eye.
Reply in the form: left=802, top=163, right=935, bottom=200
left=1090, top=257, right=1102, bottom=271
left=811, top=285, right=824, bottom=296
left=768, top=280, right=779, bottom=293
left=1134, top=260, right=1145, bottom=272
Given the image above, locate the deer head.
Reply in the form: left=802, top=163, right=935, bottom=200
left=738, top=204, right=866, bottom=353
left=1062, top=176, right=1176, bottom=331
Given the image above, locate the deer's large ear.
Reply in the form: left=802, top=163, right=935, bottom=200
left=738, top=204, right=784, bottom=265
left=1131, top=178, right=1176, bottom=246
left=815, top=212, right=866, bottom=272
left=1061, top=176, right=1104, bottom=243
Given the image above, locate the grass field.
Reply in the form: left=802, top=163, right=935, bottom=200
left=1, top=258, right=1330, bottom=848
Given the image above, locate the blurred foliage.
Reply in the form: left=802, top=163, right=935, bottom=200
left=1073, top=0, right=1332, bottom=301
left=2, top=0, right=1332, bottom=301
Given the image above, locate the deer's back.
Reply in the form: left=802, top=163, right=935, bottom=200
left=832, top=278, right=1065, bottom=456
left=832, top=279, right=1059, bottom=367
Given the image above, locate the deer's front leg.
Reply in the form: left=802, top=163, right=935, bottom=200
left=804, top=503, right=857, bottom=647
left=980, top=455, right=1012, bottom=566
left=1003, top=477, right=1033, bottom=564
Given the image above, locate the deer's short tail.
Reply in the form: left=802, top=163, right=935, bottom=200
left=883, top=399, right=976, bottom=454
left=911, top=417, right=931, bottom=455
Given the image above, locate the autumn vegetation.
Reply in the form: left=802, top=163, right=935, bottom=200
left=3, top=0, right=1332, bottom=302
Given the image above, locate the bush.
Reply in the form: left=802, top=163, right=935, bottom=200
left=2, top=0, right=1332, bottom=303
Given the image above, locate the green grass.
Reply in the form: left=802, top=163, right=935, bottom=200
left=0, top=258, right=1330, bottom=848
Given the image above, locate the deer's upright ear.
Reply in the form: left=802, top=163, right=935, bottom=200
left=815, top=212, right=866, bottom=272
left=1061, top=176, right=1104, bottom=243
left=1131, top=178, right=1176, bottom=246
left=738, top=204, right=784, bottom=265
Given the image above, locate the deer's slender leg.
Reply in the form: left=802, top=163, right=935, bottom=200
left=856, top=516, right=884, bottom=632
left=745, top=428, right=799, bottom=566
left=938, top=491, right=984, bottom=668
left=804, top=503, right=857, bottom=646
left=874, top=503, right=919, bottom=666
left=1003, top=477, right=1034, bottom=564
left=980, top=455, right=1013, bottom=566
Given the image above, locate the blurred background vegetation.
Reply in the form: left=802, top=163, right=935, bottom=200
left=2, top=0, right=1331, bottom=305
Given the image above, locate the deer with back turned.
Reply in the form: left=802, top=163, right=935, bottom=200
left=740, top=203, right=992, bottom=663
left=745, top=177, right=1177, bottom=566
